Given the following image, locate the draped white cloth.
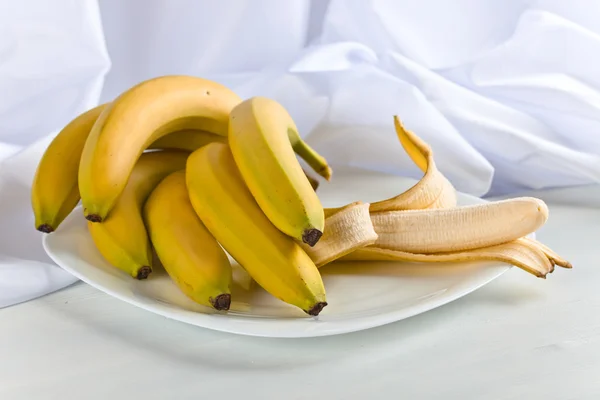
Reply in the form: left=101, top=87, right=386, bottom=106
left=2, top=0, right=598, bottom=307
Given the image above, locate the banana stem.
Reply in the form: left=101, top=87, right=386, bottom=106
left=293, top=138, right=332, bottom=181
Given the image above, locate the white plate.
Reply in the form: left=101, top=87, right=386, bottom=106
left=43, top=169, right=511, bottom=338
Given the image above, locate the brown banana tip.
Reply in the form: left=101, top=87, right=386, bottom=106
left=85, top=214, right=103, bottom=223
left=37, top=224, right=54, bottom=233
left=210, top=294, right=231, bottom=311
left=136, top=266, right=152, bottom=280
left=555, top=260, right=573, bottom=269
left=302, top=228, right=323, bottom=247
left=320, top=166, right=333, bottom=181
left=306, top=302, right=328, bottom=316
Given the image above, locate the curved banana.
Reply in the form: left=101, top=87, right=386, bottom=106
left=228, top=96, right=330, bottom=246
left=144, top=170, right=232, bottom=310
left=79, top=75, right=241, bottom=222
left=186, top=142, right=327, bottom=316
left=32, top=114, right=222, bottom=234
left=88, top=150, right=189, bottom=279
left=31, top=104, right=107, bottom=233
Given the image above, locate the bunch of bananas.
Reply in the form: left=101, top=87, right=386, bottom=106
left=31, top=75, right=571, bottom=317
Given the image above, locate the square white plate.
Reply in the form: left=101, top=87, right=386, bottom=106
left=43, top=170, right=510, bottom=338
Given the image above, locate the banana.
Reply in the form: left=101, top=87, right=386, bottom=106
left=343, top=237, right=572, bottom=278
left=296, top=115, right=570, bottom=279
left=186, top=142, right=327, bottom=316
left=31, top=104, right=107, bottom=232
left=369, top=197, right=548, bottom=254
left=79, top=75, right=241, bottom=222
left=303, top=197, right=550, bottom=272
left=31, top=99, right=226, bottom=233
left=228, top=96, right=330, bottom=246
left=88, top=150, right=189, bottom=279
left=144, top=170, right=232, bottom=310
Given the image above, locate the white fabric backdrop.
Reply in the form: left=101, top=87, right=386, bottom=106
left=2, top=0, right=600, bottom=307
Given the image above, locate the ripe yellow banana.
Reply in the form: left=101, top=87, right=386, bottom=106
left=31, top=104, right=107, bottom=232
left=228, top=96, right=330, bottom=246
left=79, top=75, right=241, bottom=222
left=88, top=150, right=189, bottom=279
left=186, top=142, right=327, bottom=316
left=144, top=170, right=232, bottom=310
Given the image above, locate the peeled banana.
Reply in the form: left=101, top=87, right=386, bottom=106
left=369, top=197, right=548, bottom=254
left=79, top=75, right=242, bottom=222
left=186, top=142, right=327, bottom=316
left=228, top=96, right=330, bottom=246
left=297, top=116, right=570, bottom=279
left=144, top=170, right=233, bottom=310
left=88, top=150, right=189, bottom=279
left=31, top=104, right=107, bottom=232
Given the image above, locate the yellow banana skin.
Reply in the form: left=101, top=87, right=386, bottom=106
left=79, top=75, right=241, bottom=222
left=88, top=150, right=189, bottom=280
left=186, top=142, right=327, bottom=316
left=228, top=97, right=329, bottom=246
left=148, top=130, right=226, bottom=152
left=31, top=104, right=107, bottom=232
left=144, top=170, right=232, bottom=310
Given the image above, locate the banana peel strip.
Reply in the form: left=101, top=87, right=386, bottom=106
left=343, top=237, right=570, bottom=279
left=309, top=116, right=571, bottom=278
left=369, top=116, right=457, bottom=212
left=302, top=202, right=377, bottom=267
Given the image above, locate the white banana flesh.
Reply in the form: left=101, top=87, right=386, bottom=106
left=370, top=197, right=549, bottom=254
